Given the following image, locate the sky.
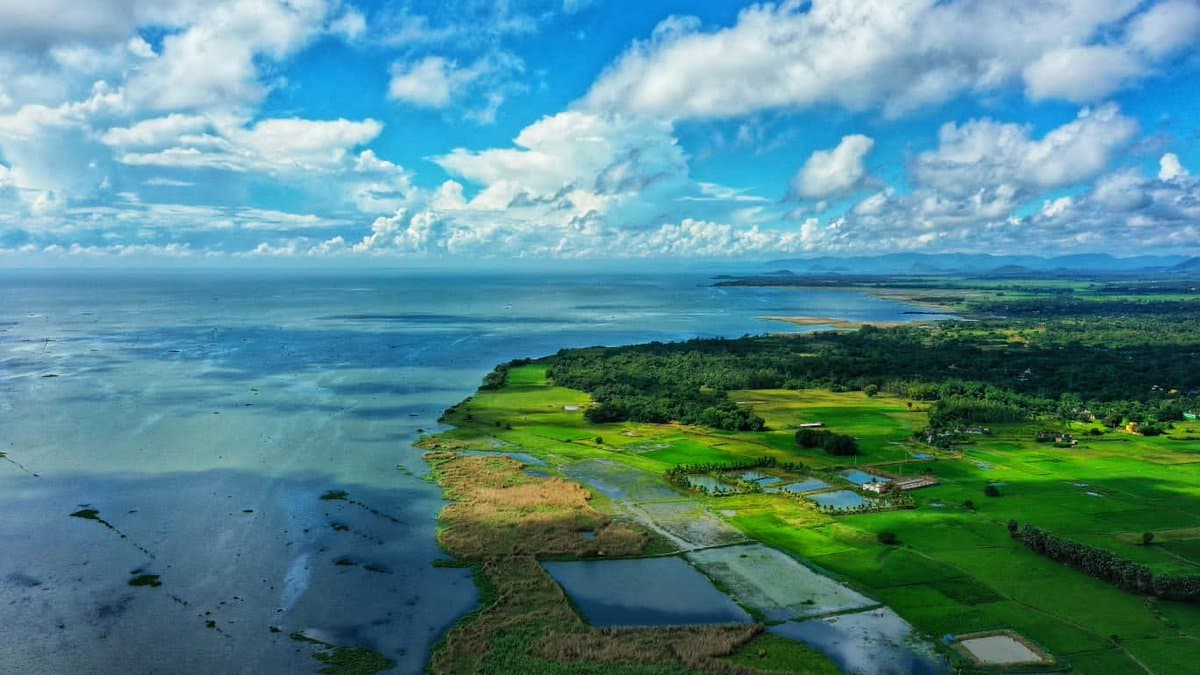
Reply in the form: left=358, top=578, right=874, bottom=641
left=0, top=0, right=1198, bottom=265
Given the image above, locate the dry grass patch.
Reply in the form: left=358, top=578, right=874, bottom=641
left=429, top=452, right=647, bottom=559
left=425, top=451, right=773, bottom=674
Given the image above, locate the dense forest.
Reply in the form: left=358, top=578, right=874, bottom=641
left=542, top=302, right=1200, bottom=432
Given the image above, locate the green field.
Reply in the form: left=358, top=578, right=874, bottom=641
left=428, top=363, right=1200, bottom=673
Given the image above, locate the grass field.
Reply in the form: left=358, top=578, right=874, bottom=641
left=423, top=364, right=1200, bottom=673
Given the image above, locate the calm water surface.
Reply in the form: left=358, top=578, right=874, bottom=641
left=0, top=269, right=937, bottom=673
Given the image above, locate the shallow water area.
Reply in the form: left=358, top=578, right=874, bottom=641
left=770, top=609, right=951, bottom=674
left=686, top=544, right=874, bottom=621
left=541, top=557, right=752, bottom=627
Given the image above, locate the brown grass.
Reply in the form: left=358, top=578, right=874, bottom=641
left=425, top=451, right=765, bottom=674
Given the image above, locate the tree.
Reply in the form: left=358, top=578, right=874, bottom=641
left=864, top=384, right=879, bottom=397
left=878, top=531, right=898, bottom=545
left=1143, top=532, right=1155, bottom=546
left=1007, top=519, right=1019, bottom=537
left=984, top=484, right=1001, bottom=497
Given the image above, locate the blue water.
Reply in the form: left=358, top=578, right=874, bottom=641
left=780, top=478, right=830, bottom=494
left=808, top=490, right=874, bottom=510
left=841, top=469, right=888, bottom=486
left=0, top=269, right=933, bottom=673
left=542, top=557, right=752, bottom=627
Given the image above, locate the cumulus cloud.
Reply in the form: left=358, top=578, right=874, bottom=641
left=343, top=110, right=798, bottom=257
left=1127, top=0, right=1200, bottom=58
left=125, top=0, right=337, bottom=111
left=583, top=0, right=1193, bottom=119
left=783, top=105, right=1172, bottom=254
left=791, top=135, right=874, bottom=200
left=1159, top=152, right=1189, bottom=180
left=388, top=57, right=462, bottom=108
left=388, top=51, right=524, bottom=122
left=913, top=105, right=1138, bottom=197
left=1023, top=46, right=1146, bottom=102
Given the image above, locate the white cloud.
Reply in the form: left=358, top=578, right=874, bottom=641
left=101, top=114, right=210, bottom=148
left=388, top=57, right=460, bottom=108
left=1159, top=152, right=1189, bottom=180
left=1127, top=0, right=1200, bottom=58
left=791, top=134, right=874, bottom=200
left=0, top=1, right=194, bottom=52
left=125, top=0, right=337, bottom=111
left=345, top=110, right=792, bottom=257
left=1023, top=46, right=1145, bottom=102
left=791, top=105, right=1162, bottom=255
left=913, top=105, right=1138, bottom=197
left=583, top=0, right=1183, bottom=119
left=117, top=117, right=383, bottom=173
left=330, top=7, right=367, bottom=41
left=435, top=111, right=685, bottom=195
left=387, top=52, right=524, bottom=121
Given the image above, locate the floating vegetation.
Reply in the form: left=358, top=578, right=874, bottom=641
left=313, top=647, right=394, bottom=675
left=290, top=632, right=394, bottom=675
left=333, top=557, right=357, bottom=567
left=330, top=522, right=350, bottom=532
left=320, top=490, right=348, bottom=501
left=362, top=563, right=390, bottom=574
left=128, top=574, right=162, bottom=588
left=68, top=507, right=156, bottom=558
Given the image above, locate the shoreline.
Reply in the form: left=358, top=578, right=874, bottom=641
left=760, top=315, right=908, bottom=330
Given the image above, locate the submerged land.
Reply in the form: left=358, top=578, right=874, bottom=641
left=418, top=276, right=1200, bottom=674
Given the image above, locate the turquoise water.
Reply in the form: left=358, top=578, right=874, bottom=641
left=0, top=269, right=935, bottom=672
left=542, top=557, right=752, bottom=627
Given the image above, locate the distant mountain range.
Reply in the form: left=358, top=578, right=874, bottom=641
left=758, top=253, right=1197, bottom=277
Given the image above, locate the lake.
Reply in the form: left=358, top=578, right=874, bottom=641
left=0, top=269, right=936, bottom=672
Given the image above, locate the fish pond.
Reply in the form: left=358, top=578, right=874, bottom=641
left=840, top=469, right=888, bottom=486
left=541, top=557, right=752, bottom=627
left=775, top=477, right=830, bottom=494
left=807, top=490, right=875, bottom=510
left=685, top=474, right=739, bottom=494
left=687, top=544, right=875, bottom=622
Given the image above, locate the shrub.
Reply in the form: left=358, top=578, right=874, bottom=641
left=1143, top=532, right=1155, bottom=546
left=877, top=531, right=899, bottom=545
left=984, top=484, right=1001, bottom=497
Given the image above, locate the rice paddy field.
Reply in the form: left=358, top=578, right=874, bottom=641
left=425, top=362, right=1200, bottom=672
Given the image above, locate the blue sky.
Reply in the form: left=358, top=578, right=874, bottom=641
left=0, top=0, right=1198, bottom=263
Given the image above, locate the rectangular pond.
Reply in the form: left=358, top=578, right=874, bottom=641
left=542, top=557, right=752, bottom=627
left=807, top=490, right=874, bottom=510
left=686, top=474, right=738, bottom=494
left=840, top=469, right=888, bottom=486
left=777, top=478, right=830, bottom=494
left=687, top=544, right=874, bottom=622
